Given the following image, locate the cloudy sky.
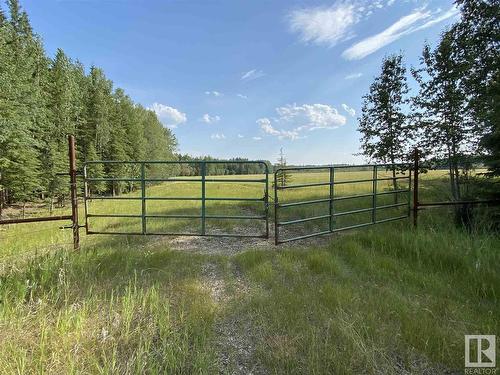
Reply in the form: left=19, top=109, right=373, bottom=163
left=24, top=0, right=459, bottom=164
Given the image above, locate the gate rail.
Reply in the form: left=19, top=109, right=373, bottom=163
left=274, top=164, right=411, bottom=244
left=84, top=160, right=269, bottom=238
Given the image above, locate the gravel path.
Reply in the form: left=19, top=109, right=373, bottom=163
left=202, top=262, right=267, bottom=375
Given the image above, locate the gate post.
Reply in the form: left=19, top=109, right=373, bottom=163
left=68, top=135, right=80, bottom=250
left=274, top=170, right=279, bottom=245
left=413, top=148, right=419, bottom=227
left=141, top=162, right=147, bottom=235
left=201, top=162, right=206, bottom=235
left=83, top=164, right=89, bottom=235
left=372, top=165, right=377, bottom=224
left=329, top=166, right=334, bottom=232
left=264, top=163, right=270, bottom=239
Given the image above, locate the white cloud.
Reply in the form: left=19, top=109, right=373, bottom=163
left=252, top=136, right=262, bottom=141
left=258, top=118, right=280, bottom=136
left=205, top=90, right=222, bottom=97
left=149, top=102, right=187, bottom=128
left=237, top=134, right=244, bottom=138
left=344, top=72, right=363, bottom=79
left=288, top=3, right=359, bottom=47
left=237, top=94, right=248, bottom=99
left=342, top=104, right=356, bottom=117
left=276, top=104, right=346, bottom=131
left=411, top=6, right=460, bottom=32
left=257, top=103, right=346, bottom=140
left=241, top=69, right=265, bottom=81
left=342, top=6, right=459, bottom=60
left=210, top=133, right=226, bottom=140
left=201, top=114, right=220, bottom=124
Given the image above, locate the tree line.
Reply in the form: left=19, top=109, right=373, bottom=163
left=175, top=155, right=271, bottom=176
left=0, top=0, right=178, bottom=213
left=0, top=0, right=277, bottom=213
left=358, top=0, right=499, bottom=202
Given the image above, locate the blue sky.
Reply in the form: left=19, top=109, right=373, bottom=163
left=21, top=0, right=459, bottom=164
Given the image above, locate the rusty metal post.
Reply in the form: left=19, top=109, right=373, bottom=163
left=413, top=148, right=419, bottom=228
left=68, top=135, right=80, bottom=249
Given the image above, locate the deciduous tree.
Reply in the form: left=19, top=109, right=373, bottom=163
left=358, top=53, right=410, bottom=200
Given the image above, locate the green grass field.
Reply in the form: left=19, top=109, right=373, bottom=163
left=0, top=170, right=498, bottom=374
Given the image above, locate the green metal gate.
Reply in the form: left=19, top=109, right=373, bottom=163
left=274, top=164, right=411, bottom=244
left=83, top=160, right=269, bottom=238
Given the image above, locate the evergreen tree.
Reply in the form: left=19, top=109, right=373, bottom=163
left=85, top=66, right=112, bottom=157
left=0, top=0, right=43, bottom=207
left=0, top=7, right=6, bottom=25
left=1, top=127, right=41, bottom=217
left=106, top=90, right=129, bottom=195
left=85, top=143, right=105, bottom=195
left=43, top=48, right=76, bottom=207
left=275, top=148, right=291, bottom=187
left=358, top=53, right=410, bottom=199
left=0, top=1, right=180, bottom=205
left=7, top=0, right=20, bottom=31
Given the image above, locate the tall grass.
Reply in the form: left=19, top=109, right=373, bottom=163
left=0, top=171, right=498, bottom=373
left=234, top=220, right=499, bottom=373
left=0, top=247, right=218, bottom=374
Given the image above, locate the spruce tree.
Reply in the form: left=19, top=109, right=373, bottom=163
left=85, top=143, right=105, bottom=195
left=85, top=66, right=112, bottom=157
left=43, top=48, right=75, bottom=206
left=1, top=127, right=41, bottom=217
left=275, top=148, right=291, bottom=187
left=0, top=1, right=179, bottom=204
left=1, top=0, right=44, bottom=206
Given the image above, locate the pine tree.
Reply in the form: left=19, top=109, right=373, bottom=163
left=0, top=0, right=44, bottom=206
left=275, top=148, right=291, bottom=187
left=106, top=90, right=129, bottom=195
left=42, top=48, right=76, bottom=207
left=358, top=53, right=410, bottom=200
left=72, top=60, right=89, bottom=162
left=0, top=1, right=179, bottom=205
left=7, top=0, right=20, bottom=31
left=85, top=142, right=105, bottom=195
left=85, top=66, right=113, bottom=157
left=0, top=7, right=6, bottom=25
left=1, top=127, right=41, bottom=217
left=411, top=29, right=474, bottom=201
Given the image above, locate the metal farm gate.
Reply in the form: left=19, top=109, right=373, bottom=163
left=6, top=136, right=497, bottom=249
left=81, top=157, right=411, bottom=244
left=273, top=164, right=411, bottom=244
left=83, top=160, right=270, bottom=238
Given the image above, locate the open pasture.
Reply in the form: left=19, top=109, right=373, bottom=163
left=0, top=169, right=498, bottom=374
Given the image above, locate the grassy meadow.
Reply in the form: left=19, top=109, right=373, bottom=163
left=0, top=169, right=498, bottom=374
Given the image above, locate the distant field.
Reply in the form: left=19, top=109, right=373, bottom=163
left=0, top=169, right=498, bottom=374
left=84, top=168, right=412, bottom=236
